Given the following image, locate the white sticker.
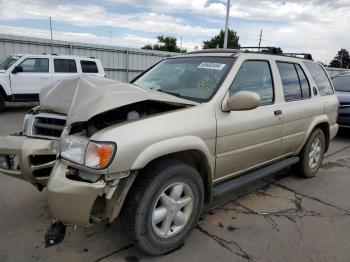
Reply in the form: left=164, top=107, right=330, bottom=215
left=197, top=62, right=226, bottom=70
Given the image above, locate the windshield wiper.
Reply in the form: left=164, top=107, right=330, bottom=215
left=157, top=89, right=182, bottom=98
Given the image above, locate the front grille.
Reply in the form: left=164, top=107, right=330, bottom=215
left=25, top=113, right=67, bottom=139
left=33, top=117, right=66, bottom=138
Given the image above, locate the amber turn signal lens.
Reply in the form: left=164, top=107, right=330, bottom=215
left=85, top=142, right=115, bottom=169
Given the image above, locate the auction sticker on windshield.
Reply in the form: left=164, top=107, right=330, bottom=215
left=197, top=62, right=226, bottom=70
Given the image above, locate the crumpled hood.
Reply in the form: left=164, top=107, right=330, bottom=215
left=40, top=76, right=197, bottom=125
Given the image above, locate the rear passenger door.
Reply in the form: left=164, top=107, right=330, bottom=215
left=276, top=61, right=322, bottom=155
left=51, top=58, right=78, bottom=84
left=215, top=60, right=283, bottom=181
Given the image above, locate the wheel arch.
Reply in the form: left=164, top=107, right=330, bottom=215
left=131, top=136, right=215, bottom=204
left=296, top=116, right=331, bottom=154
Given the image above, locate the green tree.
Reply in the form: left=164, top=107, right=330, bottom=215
left=203, top=29, right=240, bottom=49
left=142, top=35, right=186, bottom=53
left=329, top=49, right=350, bottom=68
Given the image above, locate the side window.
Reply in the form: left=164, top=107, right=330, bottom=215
left=19, top=58, right=49, bottom=73
left=277, top=62, right=302, bottom=101
left=54, top=59, right=77, bottom=73
left=80, top=60, right=98, bottom=73
left=303, top=61, right=334, bottom=96
left=295, top=65, right=311, bottom=98
left=229, top=60, right=274, bottom=106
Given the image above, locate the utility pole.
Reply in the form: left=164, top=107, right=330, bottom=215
left=258, top=30, right=263, bottom=52
left=223, top=0, right=231, bottom=49
left=49, top=17, right=54, bottom=54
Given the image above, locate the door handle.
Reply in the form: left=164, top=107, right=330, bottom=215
left=274, top=110, right=282, bottom=116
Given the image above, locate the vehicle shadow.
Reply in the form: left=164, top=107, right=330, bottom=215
left=337, top=127, right=350, bottom=139
left=2, top=102, right=39, bottom=113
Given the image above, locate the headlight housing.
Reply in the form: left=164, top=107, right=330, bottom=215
left=60, top=136, right=116, bottom=169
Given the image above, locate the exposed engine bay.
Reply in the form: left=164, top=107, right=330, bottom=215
left=69, top=100, right=191, bottom=136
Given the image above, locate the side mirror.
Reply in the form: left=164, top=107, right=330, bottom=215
left=12, top=66, right=23, bottom=74
left=224, top=91, right=261, bottom=111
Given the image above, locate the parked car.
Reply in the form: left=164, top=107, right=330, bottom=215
left=0, top=49, right=339, bottom=255
left=332, top=73, right=350, bottom=128
left=0, top=54, right=105, bottom=111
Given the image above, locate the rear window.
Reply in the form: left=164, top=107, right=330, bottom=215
left=303, top=61, right=333, bottom=96
left=54, top=59, right=77, bottom=73
left=80, top=60, right=98, bottom=73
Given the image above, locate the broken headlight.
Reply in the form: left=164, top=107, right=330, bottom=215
left=60, top=136, right=116, bottom=169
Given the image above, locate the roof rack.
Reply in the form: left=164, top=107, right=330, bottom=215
left=185, top=47, right=314, bottom=61
left=186, top=48, right=240, bottom=55
left=283, top=53, right=313, bottom=60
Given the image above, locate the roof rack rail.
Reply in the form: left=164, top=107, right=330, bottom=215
left=186, top=48, right=240, bottom=54
left=185, top=47, right=313, bottom=61
left=51, top=53, right=59, bottom=56
left=283, top=53, right=313, bottom=60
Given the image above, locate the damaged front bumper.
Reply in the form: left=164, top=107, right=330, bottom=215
left=47, top=159, right=136, bottom=226
left=0, top=135, right=58, bottom=189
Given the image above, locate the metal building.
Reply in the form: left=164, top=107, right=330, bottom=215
left=0, top=33, right=177, bottom=82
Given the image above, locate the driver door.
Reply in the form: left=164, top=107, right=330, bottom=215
left=10, top=57, right=51, bottom=95
left=215, top=60, right=283, bottom=181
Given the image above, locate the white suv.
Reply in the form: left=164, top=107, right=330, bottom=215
left=0, top=54, right=105, bottom=111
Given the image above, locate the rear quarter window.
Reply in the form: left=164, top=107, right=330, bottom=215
left=80, top=60, right=98, bottom=73
left=303, top=61, right=334, bottom=96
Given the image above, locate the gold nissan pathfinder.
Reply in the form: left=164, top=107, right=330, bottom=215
left=0, top=48, right=339, bottom=255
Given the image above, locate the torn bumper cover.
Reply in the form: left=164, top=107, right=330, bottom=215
left=0, top=135, right=58, bottom=188
left=47, top=161, right=106, bottom=225
left=47, top=160, right=136, bottom=226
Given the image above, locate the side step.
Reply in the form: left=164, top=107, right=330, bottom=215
left=213, top=156, right=299, bottom=196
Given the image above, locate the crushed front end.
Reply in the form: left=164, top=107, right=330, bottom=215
left=0, top=109, right=66, bottom=189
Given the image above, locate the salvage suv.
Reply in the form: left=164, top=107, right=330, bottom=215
left=0, top=48, right=339, bottom=255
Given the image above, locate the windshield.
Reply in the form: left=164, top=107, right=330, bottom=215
left=333, top=75, right=350, bottom=92
left=0, top=55, right=21, bottom=70
left=133, top=57, right=234, bottom=102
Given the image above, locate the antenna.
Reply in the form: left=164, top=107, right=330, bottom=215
left=49, top=17, right=54, bottom=54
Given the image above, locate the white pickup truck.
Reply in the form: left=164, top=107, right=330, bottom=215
left=0, top=54, right=105, bottom=111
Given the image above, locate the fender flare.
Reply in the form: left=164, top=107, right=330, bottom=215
left=131, top=136, right=215, bottom=176
left=295, top=115, right=330, bottom=154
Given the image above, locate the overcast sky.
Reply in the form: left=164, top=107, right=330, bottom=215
left=0, top=0, right=349, bottom=63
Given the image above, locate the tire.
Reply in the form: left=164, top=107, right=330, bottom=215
left=120, top=159, right=204, bottom=255
left=296, top=128, right=326, bottom=178
left=0, top=95, right=4, bottom=112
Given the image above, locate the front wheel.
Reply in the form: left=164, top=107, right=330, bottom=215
left=120, top=159, right=204, bottom=255
left=297, top=128, right=326, bottom=178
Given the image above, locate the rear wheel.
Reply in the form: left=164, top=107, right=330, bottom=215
left=297, top=128, right=326, bottom=178
left=120, top=159, right=204, bottom=255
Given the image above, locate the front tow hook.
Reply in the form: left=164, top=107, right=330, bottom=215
left=44, top=221, right=66, bottom=247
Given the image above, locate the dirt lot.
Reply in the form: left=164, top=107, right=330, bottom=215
left=0, top=104, right=349, bottom=262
